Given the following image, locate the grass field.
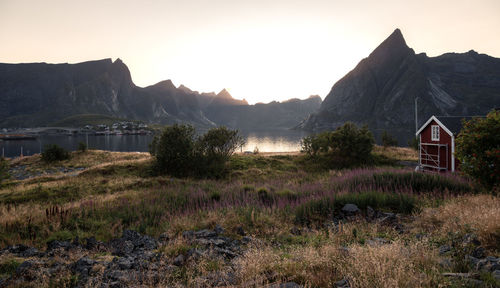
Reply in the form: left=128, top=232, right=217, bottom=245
left=0, top=147, right=498, bottom=287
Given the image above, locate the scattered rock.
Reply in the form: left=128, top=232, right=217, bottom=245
left=236, top=226, right=246, bottom=236
left=492, top=270, right=500, bottom=280
left=366, top=237, right=389, bottom=247
left=73, top=256, right=96, bottom=276
left=159, top=232, right=170, bottom=243
left=115, top=256, right=134, bottom=270
left=439, top=245, right=451, bottom=255
left=5, top=244, right=40, bottom=257
left=46, top=240, right=72, bottom=251
left=214, top=224, right=224, bottom=235
left=182, top=230, right=195, bottom=239
left=341, top=204, right=360, bottom=215
left=462, top=233, right=481, bottom=247
left=268, top=282, right=302, bottom=288
left=335, top=278, right=350, bottom=288
left=194, top=229, right=217, bottom=239
left=173, top=254, right=185, bottom=266
left=366, top=206, right=375, bottom=219
left=290, top=227, right=302, bottom=236
left=377, top=212, right=397, bottom=225
left=471, top=247, right=485, bottom=259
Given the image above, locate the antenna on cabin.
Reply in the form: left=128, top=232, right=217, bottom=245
left=415, top=97, right=419, bottom=137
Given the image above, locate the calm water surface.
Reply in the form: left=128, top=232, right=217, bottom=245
left=1, top=130, right=308, bottom=158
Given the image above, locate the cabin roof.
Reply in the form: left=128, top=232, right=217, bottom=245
left=416, top=115, right=484, bottom=137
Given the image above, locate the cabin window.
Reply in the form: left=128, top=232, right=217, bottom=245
left=431, top=125, right=440, bottom=141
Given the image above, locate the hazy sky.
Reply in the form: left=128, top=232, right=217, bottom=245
left=1, top=0, right=499, bottom=104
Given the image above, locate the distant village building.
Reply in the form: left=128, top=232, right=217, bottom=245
left=416, top=115, right=481, bottom=172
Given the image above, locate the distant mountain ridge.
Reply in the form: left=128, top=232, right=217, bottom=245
left=299, top=29, right=500, bottom=143
left=0, top=59, right=319, bottom=129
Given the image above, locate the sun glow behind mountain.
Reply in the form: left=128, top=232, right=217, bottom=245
left=1, top=0, right=499, bottom=104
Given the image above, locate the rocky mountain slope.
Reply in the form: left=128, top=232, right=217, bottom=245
left=0, top=59, right=214, bottom=127
left=0, top=59, right=319, bottom=129
left=299, top=29, right=500, bottom=143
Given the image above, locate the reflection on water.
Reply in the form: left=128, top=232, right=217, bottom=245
left=240, top=130, right=307, bottom=152
left=1, top=130, right=308, bottom=158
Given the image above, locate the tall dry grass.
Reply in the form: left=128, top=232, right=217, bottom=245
left=416, top=194, right=500, bottom=248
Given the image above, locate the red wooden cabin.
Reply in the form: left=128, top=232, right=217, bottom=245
left=415, top=116, right=474, bottom=172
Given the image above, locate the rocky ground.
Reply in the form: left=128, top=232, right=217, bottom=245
left=8, top=165, right=85, bottom=180
left=1, top=203, right=498, bottom=288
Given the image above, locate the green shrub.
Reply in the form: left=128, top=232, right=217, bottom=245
left=150, top=124, right=196, bottom=177
left=41, top=144, right=70, bottom=163
left=301, top=132, right=330, bottom=156
left=78, top=141, right=87, bottom=152
left=381, top=130, right=398, bottom=148
left=294, top=191, right=417, bottom=224
left=333, top=191, right=416, bottom=213
left=257, top=187, right=272, bottom=203
left=196, top=126, right=245, bottom=178
left=301, top=122, right=375, bottom=168
left=150, top=125, right=244, bottom=178
left=295, top=197, right=335, bottom=224
left=455, top=110, right=500, bottom=191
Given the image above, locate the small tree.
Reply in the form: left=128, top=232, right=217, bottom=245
left=150, top=125, right=243, bottom=178
left=196, top=126, right=245, bottom=178
left=301, top=132, right=330, bottom=157
left=381, top=130, right=398, bottom=148
left=301, top=122, right=375, bottom=167
left=455, top=110, right=500, bottom=191
left=41, top=144, right=70, bottom=163
left=150, top=124, right=197, bottom=177
left=329, top=122, right=375, bottom=165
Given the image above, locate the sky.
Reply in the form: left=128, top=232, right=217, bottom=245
left=1, top=0, right=499, bottom=104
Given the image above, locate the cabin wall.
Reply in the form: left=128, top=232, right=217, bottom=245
left=420, top=120, right=452, bottom=171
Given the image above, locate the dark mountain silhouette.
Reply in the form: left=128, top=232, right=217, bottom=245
left=299, top=28, right=500, bottom=143
left=0, top=59, right=213, bottom=127
left=0, top=59, right=319, bottom=129
left=205, top=95, right=322, bottom=131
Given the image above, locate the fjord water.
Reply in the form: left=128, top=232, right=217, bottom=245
left=1, top=130, right=308, bottom=158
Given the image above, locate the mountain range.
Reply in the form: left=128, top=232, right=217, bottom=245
left=0, top=59, right=319, bottom=129
left=2, top=28, right=500, bottom=141
left=299, top=29, right=500, bottom=143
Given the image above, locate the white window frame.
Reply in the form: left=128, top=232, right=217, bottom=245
left=431, top=125, right=440, bottom=141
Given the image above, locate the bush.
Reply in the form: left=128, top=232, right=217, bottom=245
left=381, top=130, right=398, bottom=148
left=301, top=122, right=375, bottom=167
left=78, top=141, right=87, bottom=152
left=41, top=144, right=70, bottom=163
left=295, top=191, right=417, bottom=224
left=150, top=124, right=197, bottom=177
left=150, top=125, right=244, bottom=178
left=301, top=131, right=330, bottom=156
left=196, top=126, right=245, bottom=178
left=0, top=157, right=9, bottom=185
left=455, top=110, right=500, bottom=190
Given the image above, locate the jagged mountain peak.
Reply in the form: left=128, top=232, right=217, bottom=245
left=300, top=28, right=500, bottom=144
left=216, top=88, right=232, bottom=99
left=151, top=79, right=176, bottom=90
left=368, top=28, right=412, bottom=61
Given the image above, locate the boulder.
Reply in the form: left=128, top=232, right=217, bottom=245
left=341, top=204, right=360, bottom=215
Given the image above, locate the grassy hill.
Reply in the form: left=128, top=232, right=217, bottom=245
left=0, top=149, right=498, bottom=287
